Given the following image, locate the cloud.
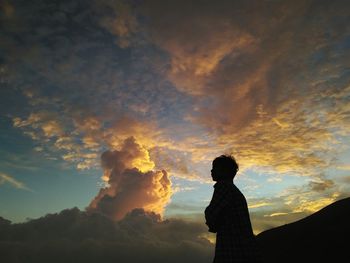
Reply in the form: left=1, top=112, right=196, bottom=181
left=11, top=106, right=167, bottom=170
left=2, top=0, right=350, bottom=235
left=340, top=176, right=350, bottom=184
left=96, top=0, right=139, bottom=48
left=0, top=172, right=31, bottom=191
left=2, top=0, right=187, bottom=172
left=0, top=1, right=14, bottom=18
left=246, top=179, right=344, bottom=234
left=248, top=202, right=273, bottom=209
left=264, top=212, right=289, bottom=217
left=336, top=164, right=350, bottom=171
left=88, top=137, right=172, bottom=220
left=0, top=207, right=213, bottom=263
left=150, top=146, right=204, bottom=182
left=224, top=100, right=337, bottom=176
left=251, top=209, right=308, bottom=235
left=144, top=0, right=258, bottom=96
left=308, top=178, right=334, bottom=192
left=141, top=0, right=350, bottom=179
left=13, top=112, right=65, bottom=139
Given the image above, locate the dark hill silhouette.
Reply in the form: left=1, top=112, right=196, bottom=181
left=256, top=197, right=350, bottom=263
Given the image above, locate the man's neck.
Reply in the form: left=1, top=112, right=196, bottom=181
left=217, top=179, right=233, bottom=184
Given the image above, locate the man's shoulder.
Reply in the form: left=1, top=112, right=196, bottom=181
left=232, top=184, right=248, bottom=203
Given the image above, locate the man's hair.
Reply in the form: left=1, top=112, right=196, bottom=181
left=213, top=155, right=239, bottom=179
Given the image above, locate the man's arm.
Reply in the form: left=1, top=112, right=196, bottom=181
left=205, top=183, right=232, bottom=232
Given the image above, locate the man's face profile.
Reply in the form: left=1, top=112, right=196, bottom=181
left=211, top=162, right=222, bottom=181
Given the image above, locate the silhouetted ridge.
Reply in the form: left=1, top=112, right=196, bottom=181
left=257, top=197, right=350, bottom=263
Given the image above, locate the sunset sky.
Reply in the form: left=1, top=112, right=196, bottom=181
left=1, top=0, right=350, bottom=240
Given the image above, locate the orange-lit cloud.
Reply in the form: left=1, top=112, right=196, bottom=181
left=3, top=0, right=350, bottom=234
left=222, top=99, right=337, bottom=176
left=248, top=202, right=273, bottom=209
left=141, top=0, right=350, bottom=182
left=88, top=137, right=172, bottom=220
left=145, top=1, right=257, bottom=95
left=249, top=191, right=341, bottom=234
left=12, top=108, right=169, bottom=171
left=13, top=112, right=65, bottom=139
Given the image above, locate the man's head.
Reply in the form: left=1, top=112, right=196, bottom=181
left=211, top=155, right=239, bottom=181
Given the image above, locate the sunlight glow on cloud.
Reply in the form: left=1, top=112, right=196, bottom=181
left=289, top=193, right=340, bottom=214
left=1, top=0, right=349, bottom=234
left=264, top=212, right=289, bottom=217
left=248, top=202, right=273, bottom=209
left=0, top=172, right=31, bottom=191
left=88, top=137, right=172, bottom=220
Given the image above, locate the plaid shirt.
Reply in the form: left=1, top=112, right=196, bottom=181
left=205, top=181, right=260, bottom=263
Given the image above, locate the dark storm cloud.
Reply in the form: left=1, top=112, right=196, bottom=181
left=0, top=208, right=213, bottom=263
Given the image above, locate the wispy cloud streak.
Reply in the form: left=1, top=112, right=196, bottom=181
left=0, top=172, right=32, bottom=191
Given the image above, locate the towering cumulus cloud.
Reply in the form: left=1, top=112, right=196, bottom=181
left=88, top=137, right=172, bottom=220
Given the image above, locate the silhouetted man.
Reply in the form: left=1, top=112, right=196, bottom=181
left=205, top=155, right=260, bottom=262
